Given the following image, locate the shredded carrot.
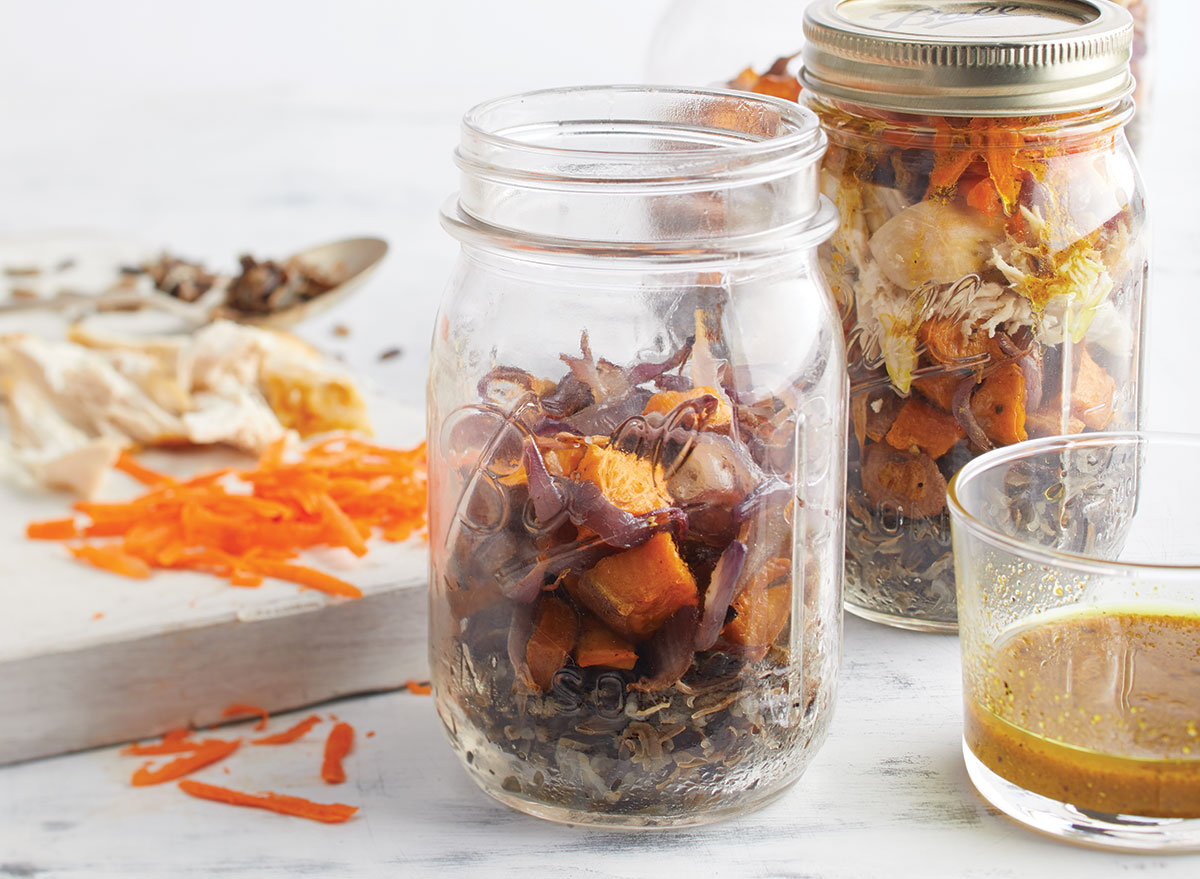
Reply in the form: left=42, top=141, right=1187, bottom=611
left=69, top=544, right=151, bottom=579
left=177, top=780, right=358, bottom=824
left=365, top=731, right=376, bottom=739
left=130, top=738, right=241, bottom=786
left=26, top=518, right=78, bottom=540
left=247, top=560, right=362, bottom=599
left=115, top=450, right=177, bottom=487
left=404, top=680, right=432, bottom=696
left=252, top=714, right=322, bottom=746
left=321, top=722, right=354, bottom=784
left=222, top=703, right=270, bottom=731
left=91, top=611, right=104, bottom=620
left=28, top=437, right=426, bottom=598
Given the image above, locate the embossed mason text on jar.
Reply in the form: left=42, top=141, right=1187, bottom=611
left=800, top=0, right=1148, bottom=631
left=427, top=86, right=846, bottom=826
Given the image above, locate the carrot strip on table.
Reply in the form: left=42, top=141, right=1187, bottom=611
left=130, top=738, right=241, bottom=786
left=177, top=780, right=358, bottom=824
left=222, top=703, right=270, bottom=731
left=26, top=518, right=78, bottom=540
left=404, top=680, right=432, bottom=696
left=252, top=715, right=322, bottom=746
left=320, top=722, right=354, bottom=784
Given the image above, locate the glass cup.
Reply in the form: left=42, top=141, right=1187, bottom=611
left=949, top=432, right=1200, bottom=852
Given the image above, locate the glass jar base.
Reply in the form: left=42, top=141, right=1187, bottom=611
left=845, top=601, right=957, bottom=633
left=963, top=741, right=1200, bottom=853
left=463, top=765, right=801, bottom=829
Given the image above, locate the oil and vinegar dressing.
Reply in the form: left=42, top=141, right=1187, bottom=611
left=965, top=609, right=1200, bottom=818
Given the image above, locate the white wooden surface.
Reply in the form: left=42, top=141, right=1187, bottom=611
left=0, top=0, right=1198, bottom=875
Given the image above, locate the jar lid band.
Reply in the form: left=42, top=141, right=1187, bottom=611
left=800, top=0, right=1134, bottom=116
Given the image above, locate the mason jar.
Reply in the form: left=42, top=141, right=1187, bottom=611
left=798, top=0, right=1148, bottom=630
left=427, top=86, right=845, bottom=826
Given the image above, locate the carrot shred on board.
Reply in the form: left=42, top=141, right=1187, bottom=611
left=27, top=437, right=427, bottom=598
left=26, top=518, right=78, bottom=540
left=177, top=780, right=358, bottom=824
left=115, top=450, right=177, bottom=487
left=69, top=544, right=151, bottom=579
left=130, top=738, right=241, bottom=786
left=252, top=715, right=322, bottom=746
left=321, top=722, right=354, bottom=784
left=404, top=680, right=432, bottom=696
left=222, top=704, right=270, bottom=731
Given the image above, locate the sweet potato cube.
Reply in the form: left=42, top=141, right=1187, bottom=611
left=971, top=363, right=1027, bottom=446
left=643, top=385, right=732, bottom=432
left=574, top=445, right=671, bottom=516
left=1070, top=347, right=1116, bottom=430
left=575, top=615, right=638, bottom=670
left=885, top=397, right=965, bottom=459
left=912, top=372, right=963, bottom=412
left=524, top=596, right=580, bottom=692
left=920, top=318, right=1003, bottom=366
left=861, top=442, right=948, bottom=518
left=1025, top=398, right=1086, bottom=438
left=576, top=533, right=698, bottom=641
left=721, top=557, right=792, bottom=661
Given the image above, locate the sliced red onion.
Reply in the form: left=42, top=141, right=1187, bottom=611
left=653, top=373, right=693, bottom=392
left=521, top=440, right=567, bottom=526
left=625, top=338, right=694, bottom=386
left=560, top=479, right=688, bottom=548
left=631, top=606, right=699, bottom=692
left=541, top=374, right=594, bottom=418
left=499, top=537, right=619, bottom=604
left=506, top=602, right=536, bottom=682
left=953, top=376, right=992, bottom=451
left=694, top=540, right=747, bottom=650
left=567, top=388, right=653, bottom=435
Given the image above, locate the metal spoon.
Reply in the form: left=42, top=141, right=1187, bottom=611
left=0, top=236, right=388, bottom=329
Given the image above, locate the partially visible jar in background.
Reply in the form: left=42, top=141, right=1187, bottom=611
left=797, top=0, right=1147, bottom=629
left=428, top=86, right=846, bottom=825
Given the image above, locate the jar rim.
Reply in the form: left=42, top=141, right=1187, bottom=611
left=450, top=85, right=832, bottom=248
left=459, top=84, right=826, bottom=177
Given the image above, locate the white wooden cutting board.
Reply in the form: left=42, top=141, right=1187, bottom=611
left=0, top=233, right=430, bottom=765
left=0, top=397, right=429, bottom=766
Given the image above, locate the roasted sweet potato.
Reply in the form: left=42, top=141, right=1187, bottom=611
left=885, top=397, right=966, bottom=459
left=1071, top=346, right=1116, bottom=430
left=1025, top=397, right=1086, bottom=438
left=525, top=596, right=580, bottom=692
left=912, top=371, right=964, bottom=412
left=919, top=318, right=1004, bottom=367
left=971, top=362, right=1027, bottom=446
left=719, top=556, right=791, bottom=662
left=574, top=533, right=698, bottom=640
left=575, top=615, right=638, bottom=670
left=861, top=441, right=947, bottom=518
left=574, top=445, right=671, bottom=516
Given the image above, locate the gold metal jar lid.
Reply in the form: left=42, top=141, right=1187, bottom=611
left=800, top=0, right=1134, bottom=116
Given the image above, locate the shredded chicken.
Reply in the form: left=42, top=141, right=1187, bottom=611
left=0, top=320, right=371, bottom=496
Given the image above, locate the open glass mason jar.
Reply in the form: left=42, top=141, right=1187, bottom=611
left=428, top=86, right=845, bottom=827
left=800, top=0, right=1149, bottom=630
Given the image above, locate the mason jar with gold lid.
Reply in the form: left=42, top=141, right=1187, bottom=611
left=798, top=0, right=1148, bottom=630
